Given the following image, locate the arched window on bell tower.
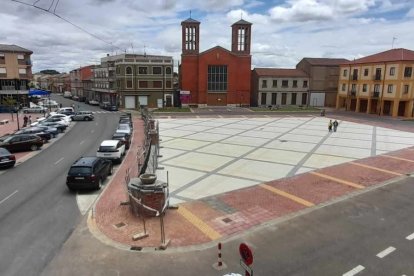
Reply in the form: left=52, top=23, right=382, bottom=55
left=231, top=19, right=252, bottom=55
left=181, top=17, right=200, bottom=55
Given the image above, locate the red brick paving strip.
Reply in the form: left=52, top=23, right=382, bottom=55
left=354, top=155, right=414, bottom=175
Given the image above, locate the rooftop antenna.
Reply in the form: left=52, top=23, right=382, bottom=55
left=131, top=42, right=135, bottom=54
left=392, top=37, right=397, bottom=49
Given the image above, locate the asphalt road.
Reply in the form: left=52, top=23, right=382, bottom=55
left=0, top=96, right=120, bottom=276
left=42, top=173, right=414, bottom=275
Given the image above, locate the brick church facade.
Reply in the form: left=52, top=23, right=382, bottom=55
left=179, top=18, right=252, bottom=106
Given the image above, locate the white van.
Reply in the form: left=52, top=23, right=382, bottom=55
left=63, top=91, right=72, bottom=98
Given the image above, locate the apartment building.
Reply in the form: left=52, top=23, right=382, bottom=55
left=336, top=48, right=414, bottom=117
left=251, top=68, right=309, bottom=107
left=70, top=68, right=82, bottom=97
left=92, top=55, right=116, bottom=104
left=0, top=44, right=33, bottom=106
left=296, top=57, right=348, bottom=107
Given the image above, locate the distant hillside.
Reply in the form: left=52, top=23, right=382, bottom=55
left=39, top=69, right=60, bottom=75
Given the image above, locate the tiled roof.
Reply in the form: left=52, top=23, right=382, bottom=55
left=181, top=18, right=200, bottom=24
left=232, top=19, right=252, bottom=26
left=301, top=58, right=349, bottom=66
left=254, top=68, right=308, bottom=77
left=342, top=48, right=414, bottom=65
left=0, top=44, right=33, bottom=54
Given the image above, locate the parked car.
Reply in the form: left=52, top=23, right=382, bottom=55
left=71, top=111, right=94, bottom=121
left=72, top=95, right=80, bottom=101
left=100, top=101, right=111, bottom=109
left=66, top=157, right=113, bottom=191
left=14, top=127, right=52, bottom=142
left=38, top=121, right=67, bottom=133
left=40, top=117, right=70, bottom=127
left=115, top=124, right=132, bottom=136
left=35, top=125, right=59, bottom=138
left=119, top=117, right=133, bottom=129
left=106, top=105, right=118, bottom=111
left=48, top=113, right=72, bottom=122
left=22, top=106, right=48, bottom=113
left=96, top=140, right=126, bottom=163
left=63, top=91, right=72, bottom=98
left=0, top=147, right=16, bottom=169
left=88, top=100, right=99, bottom=106
left=0, top=134, right=43, bottom=152
left=57, top=107, right=75, bottom=116
left=111, top=132, right=131, bottom=149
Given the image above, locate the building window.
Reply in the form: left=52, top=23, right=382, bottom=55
left=139, top=81, right=148, bottom=88
left=17, top=54, right=24, bottom=60
left=374, top=84, right=380, bottom=92
left=390, top=67, right=395, bottom=76
left=207, top=65, right=227, bottom=91
left=341, top=83, right=346, bottom=91
left=352, top=69, right=358, bottom=80
left=375, top=68, right=382, bottom=80
left=260, top=93, right=267, bottom=105
left=0, top=68, right=6, bottom=74
left=19, top=68, right=26, bottom=74
left=362, top=84, right=367, bottom=92
left=165, top=67, right=172, bottom=75
left=404, top=67, right=412, bottom=78
left=126, top=67, right=132, bottom=75
left=364, top=69, right=369, bottom=76
left=262, top=80, right=267, bottom=88
left=126, top=79, right=133, bottom=89
left=303, top=80, right=308, bottom=88
left=281, top=93, right=287, bottom=105
left=282, top=80, right=288, bottom=88
left=404, top=85, right=409, bottom=94
left=291, top=93, right=297, bottom=104
left=272, top=80, right=277, bottom=88
left=152, top=67, right=162, bottom=75
left=153, top=81, right=162, bottom=88
left=166, top=80, right=172, bottom=88
left=139, top=67, right=147, bottom=74
left=293, top=80, right=298, bottom=88
left=116, top=66, right=120, bottom=75
left=351, top=84, right=356, bottom=93
left=343, top=69, right=348, bottom=77
left=301, top=93, right=307, bottom=105
left=0, top=53, right=4, bottom=64
left=387, top=84, right=393, bottom=93
left=271, top=93, right=277, bottom=105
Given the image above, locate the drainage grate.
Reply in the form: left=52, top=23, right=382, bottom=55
left=222, top=217, right=233, bottom=223
left=130, top=246, right=142, bottom=251
left=114, top=222, right=126, bottom=229
left=280, top=140, right=288, bottom=143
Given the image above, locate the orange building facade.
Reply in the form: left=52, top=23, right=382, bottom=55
left=180, top=18, right=252, bottom=106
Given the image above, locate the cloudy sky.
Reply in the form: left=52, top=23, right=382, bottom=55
left=1, top=0, right=414, bottom=73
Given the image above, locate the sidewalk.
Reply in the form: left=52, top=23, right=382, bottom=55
left=92, top=114, right=414, bottom=250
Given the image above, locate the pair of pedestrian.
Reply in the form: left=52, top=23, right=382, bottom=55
left=328, top=120, right=339, bottom=132
left=23, top=115, right=28, bottom=127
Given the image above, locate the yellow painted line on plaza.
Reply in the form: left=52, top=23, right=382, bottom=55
left=177, top=205, right=221, bottom=240
left=382, top=155, right=414, bottom=163
left=350, top=161, right=403, bottom=176
left=259, top=184, right=314, bottom=207
left=310, top=172, right=365, bottom=189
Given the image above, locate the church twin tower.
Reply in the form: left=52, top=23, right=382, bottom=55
left=180, top=17, right=252, bottom=106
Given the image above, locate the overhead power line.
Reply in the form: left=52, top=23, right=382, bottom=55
left=11, top=0, right=123, bottom=51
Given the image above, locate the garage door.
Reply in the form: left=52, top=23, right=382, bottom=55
left=310, top=92, right=325, bottom=107
left=125, top=96, right=136, bottom=109
left=138, top=96, right=148, bottom=106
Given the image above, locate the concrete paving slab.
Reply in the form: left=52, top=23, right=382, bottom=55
left=303, top=154, right=355, bottom=168
left=324, top=137, right=372, bottom=148
left=245, top=148, right=307, bottom=165
left=163, top=152, right=233, bottom=172
left=221, top=135, right=270, bottom=146
left=185, top=132, right=230, bottom=142
left=315, top=145, right=371, bottom=159
left=265, top=140, right=316, bottom=152
left=161, top=138, right=211, bottom=150
left=161, top=129, right=196, bottom=138
left=157, top=166, right=206, bottom=193
left=196, top=143, right=254, bottom=157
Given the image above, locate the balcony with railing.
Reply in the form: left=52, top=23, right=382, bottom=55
left=373, top=74, right=381, bottom=81
left=352, top=74, right=358, bottom=81
left=371, top=91, right=380, bottom=98
left=350, top=90, right=356, bottom=97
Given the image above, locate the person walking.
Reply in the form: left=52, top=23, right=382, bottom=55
left=333, top=120, right=339, bottom=132
left=28, top=115, right=32, bottom=125
left=23, top=115, right=28, bottom=127
left=328, top=120, right=333, bottom=132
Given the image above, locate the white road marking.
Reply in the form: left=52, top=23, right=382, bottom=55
left=343, top=265, right=365, bottom=276
left=80, top=140, right=85, bottom=145
left=376, top=246, right=396, bottom=258
left=406, top=232, right=414, bottom=240
left=0, top=190, right=18, bottom=205
left=76, top=190, right=100, bottom=215
left=54, top=157, right=64, bottom=165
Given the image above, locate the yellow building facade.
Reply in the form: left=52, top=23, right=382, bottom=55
left=336, top=48, right=414, bottom=117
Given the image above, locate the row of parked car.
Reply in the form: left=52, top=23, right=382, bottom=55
left=66, top=112, right=133, bottom=191
left=0, top=107, right=96, bottom=170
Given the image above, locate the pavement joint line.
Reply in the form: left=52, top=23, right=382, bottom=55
left=349, top=161, right=403, bottom=176
left=376, top=246, right=396, bottom=258
left=343, top=265, right=365, bottom=276
left=310, top=172, right=365, bottom=189
left=176, top=205, right=221, bottom=240
left=382, top=155, right=414, bottom=163
left=259, top=184, right=314, bottom=207
left=0, top=190, right=18, bottom=205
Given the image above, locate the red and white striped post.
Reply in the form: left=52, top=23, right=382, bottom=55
left=212, top=242, right=227, bottom=270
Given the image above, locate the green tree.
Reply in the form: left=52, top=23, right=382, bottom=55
left=3, top=96, right=17, bottom=122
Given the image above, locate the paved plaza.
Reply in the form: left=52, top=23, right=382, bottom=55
left=157, top=116, right=414, bottom=205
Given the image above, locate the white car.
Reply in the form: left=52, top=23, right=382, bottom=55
left=96, top=140, right=125, bottom=163
left=115, top=124, right=132, bottom=136
left=48, top=114, right=72, bottom=122
left=31, top=117, right=69, bottom=127
left=88, top=100, right=99, bottom=106
left=22, top=105, right=48, bottom=113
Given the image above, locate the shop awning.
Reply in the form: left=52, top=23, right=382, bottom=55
left=29, top=89, right=50, bottom=96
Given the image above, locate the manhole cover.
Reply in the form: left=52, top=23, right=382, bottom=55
left=114, top=222, right=126, bottom=228
left=222, top=218, right=232, bottom=223
left=280, top=140, right=288, bottom=143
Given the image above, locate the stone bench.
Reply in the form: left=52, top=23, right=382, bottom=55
left=0, top=119, right=9, bottom=125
